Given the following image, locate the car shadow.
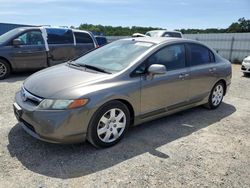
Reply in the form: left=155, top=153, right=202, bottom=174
left=7, top=102, right=236, bottom=179
left=0, top=72, right=34, bottom=83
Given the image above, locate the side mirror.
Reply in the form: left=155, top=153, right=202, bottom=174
left=13, top=39, right=22, bottom=47
left=148, top=64, right=166, bottom=75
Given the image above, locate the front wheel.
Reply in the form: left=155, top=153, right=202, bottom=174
left=205, top=82, right=225, bottom=109
left=87, top=101, right=130, bottom=148
left=0, top=60, right=11, bottom=80
left=243, top=72, right=250, bottom=77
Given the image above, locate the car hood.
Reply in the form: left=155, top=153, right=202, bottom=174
left=24, top=64, right=110, bottom=99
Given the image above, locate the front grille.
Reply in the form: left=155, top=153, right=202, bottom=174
left=27, top=98, right=40, bottom=106
left=241, top=66, right=247, bottom=70
left=21, top=87, right=43, bottom=106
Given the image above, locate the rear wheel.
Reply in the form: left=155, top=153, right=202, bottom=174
left=87, top=101, right=130, bottom=148
left=205, top=81, right=225, bottom=109
left=0, top=59, right=11, bottom=80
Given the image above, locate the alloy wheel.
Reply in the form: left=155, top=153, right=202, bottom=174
left=0, top=62, right=7, bottom=77
left=212, top=84, right=224, bottom=106
left=97, top=108, right=126, bottom=143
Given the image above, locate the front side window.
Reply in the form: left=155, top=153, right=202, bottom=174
left=46, top=28, right=74, bottom=44
left=74, top=32, right=94, bottom=44
left=16, top=31, right=44, bottom=45
left=187, top=43, right=214, bottom=66
left=147, top=44, right=186, bottom=71
left=0, top=28, right=22, bottom=43
left=74, top=40, right=153, bottom=73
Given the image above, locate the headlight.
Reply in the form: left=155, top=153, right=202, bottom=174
left=38, top=99, right=88, bottom=110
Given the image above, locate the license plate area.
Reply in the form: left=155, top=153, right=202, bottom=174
left=13, top=103, right=22, bottom=120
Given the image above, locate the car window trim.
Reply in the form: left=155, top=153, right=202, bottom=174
left=130, top=42, right=188, bottom=77
left=185, top=42, right=216, bottom=67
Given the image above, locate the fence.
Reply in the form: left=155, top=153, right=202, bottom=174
left=107, top=33, right=250, bottom=62
left=184, top=33, right=250, bottom=62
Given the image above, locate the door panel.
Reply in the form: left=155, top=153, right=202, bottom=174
left=140, top=68, right=189, bottom=115
left=139, top=43, right=190, bottom=116
left=10, top=45, right=47, bottom=69
left=46, top=28, right=75, bottom=66
left=48, top=44, right=75, bottom=66
left=186, top=43, right=218, bottom=102
left=10, top=30, right=47, bottom=70
left=188, top=64, right=218, bottom=101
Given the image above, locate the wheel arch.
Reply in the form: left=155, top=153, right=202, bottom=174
left=0, top=56, right=12, bottom=71
left=115, top=99, right=135, bottom=125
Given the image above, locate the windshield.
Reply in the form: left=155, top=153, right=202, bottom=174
left=0, top=28, right=21, bottom=43
left=73, top=40, right=153, bottom=73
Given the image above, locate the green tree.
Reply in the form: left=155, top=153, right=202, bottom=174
left=77, top=18, right=250, bottom=35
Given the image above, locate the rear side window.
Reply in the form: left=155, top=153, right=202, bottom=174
left=187, top=43, right=214, bottom=66
left=74, top=32, right=94, bottom=44
left=46, top=28, right=74, bottom=44
left=147, top=44, right=186, bottom=71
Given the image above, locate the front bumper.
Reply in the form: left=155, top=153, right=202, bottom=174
left=241, top=62, right=250, bottom=73
left=14, top=91, right=91, bottom=144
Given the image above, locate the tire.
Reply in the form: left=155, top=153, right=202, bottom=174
left=0, top=59, right=11, bottom=80
left=243, top=72, right=250, bottom=77
left=205, top=81, right=225, bottom=109
left=87, top=100, right=130, bottom=148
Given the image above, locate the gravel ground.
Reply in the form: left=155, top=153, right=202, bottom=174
left=0, top=64, right=249, bottom=188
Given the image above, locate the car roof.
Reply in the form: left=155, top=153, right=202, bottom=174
left=146, top=30, right=182, bottom=33
left=122, top=37, right=190, bottom=45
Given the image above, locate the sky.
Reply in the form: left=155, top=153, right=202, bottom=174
left=0, top=0, right=249, bottom=30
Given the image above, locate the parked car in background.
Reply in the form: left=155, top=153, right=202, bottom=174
left=0, top=27, right=98, bottom=79
left=132, top=30, right=183, bottom=38
left=14, top=37, right=231, bottom=148
left=94, top=36, right=108, bottom=46
left=132, top=33, right=147, bottom=37
left=145, top=30, right=183, bottom=38
left=241, top=55, right=250, bottom=76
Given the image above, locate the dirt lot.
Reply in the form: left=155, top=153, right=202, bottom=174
left=0, top=64, right=249, bottom=188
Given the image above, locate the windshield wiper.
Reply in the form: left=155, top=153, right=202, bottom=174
left=67, top=61, right=81, bottom=67
left=67, top=62, right=111, bottom=74
left=79, top=64, right=111, bottom=74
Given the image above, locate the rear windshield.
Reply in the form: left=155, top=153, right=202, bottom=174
left=74, top=40, right=153, bottom=73
left=163, top=32, right=182, bottom=38
left=145, top=31, right=160, bottom=37
left=0, top=28, right=22, bottom=43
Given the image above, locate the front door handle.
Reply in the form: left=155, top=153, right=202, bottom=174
left=179, top=73, right=189, bottom=79
left=209, top=67, right=216, bottom=72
